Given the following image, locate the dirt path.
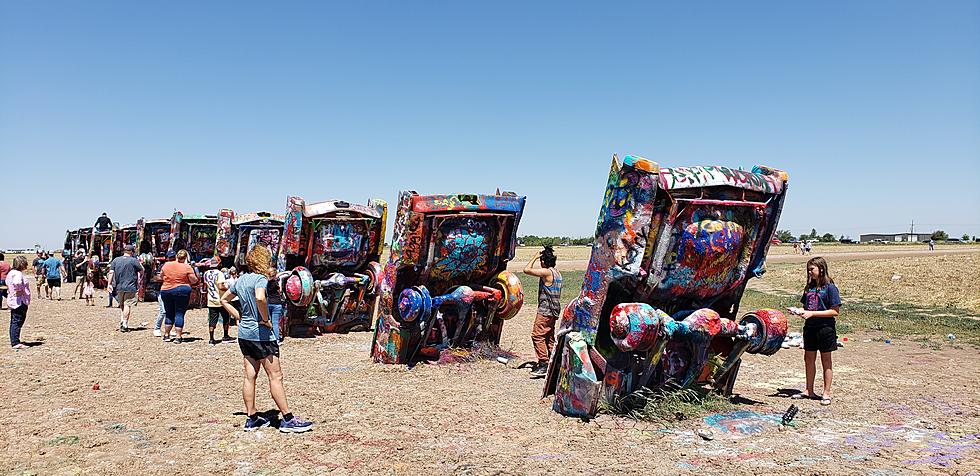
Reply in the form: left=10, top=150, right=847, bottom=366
left=2, top=278, right=978, bottom=475
left=511, top=248, right=980, bottom=271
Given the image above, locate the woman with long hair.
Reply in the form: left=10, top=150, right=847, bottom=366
left=221, top=245, right=311, bottom=433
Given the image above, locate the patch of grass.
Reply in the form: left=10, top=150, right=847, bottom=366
left=45, top=435, right=80, bottom=446
left=517, top=270, right=584, bottom=310
left=741, top=289, right=980, bottom=348
left=599, top=385, right=732, bottom=426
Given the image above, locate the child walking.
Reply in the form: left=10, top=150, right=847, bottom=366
left=81, top=275, right=95, bottom=306
left=790, top=257, right=841, bottom=406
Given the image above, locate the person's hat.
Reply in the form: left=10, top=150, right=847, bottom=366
left=166, top=250, right=177, bottom=258
left=123, top=244, right=135, bottom=252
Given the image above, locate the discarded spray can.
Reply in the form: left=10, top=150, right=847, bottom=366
left=947, top=334, right=956, bottom=340
left=782, top=404, right=799, bottom=426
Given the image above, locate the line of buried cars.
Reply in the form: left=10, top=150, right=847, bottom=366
left=60, top=156, right=792, bottom=419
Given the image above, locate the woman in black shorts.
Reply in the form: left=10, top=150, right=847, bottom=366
left=790, top=257, right=841, bottom=406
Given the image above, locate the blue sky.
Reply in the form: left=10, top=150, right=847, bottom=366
left=2, top=1, right=978, bottom=248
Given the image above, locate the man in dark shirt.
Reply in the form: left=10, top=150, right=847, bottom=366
left=107, top=244, right=144, bottom=332
left=95, top=213, right=113, bottom=232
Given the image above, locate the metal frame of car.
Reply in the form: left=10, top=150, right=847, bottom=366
left=543, top=155, right=790, bottom=418
left=371, top=190, right=526, bottom=365
left=277, top=197, right=388, bottom=336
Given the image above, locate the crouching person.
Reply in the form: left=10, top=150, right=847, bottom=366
left=221, top=245, right=312, bottom=433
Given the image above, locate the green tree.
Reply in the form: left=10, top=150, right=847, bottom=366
left=931, top=230, right=948, bottom=241
left=820, top=233, right=836, bottom=242
left=776, top=230, right=794, bottom=242
left=809, top=228, right=818, bottom=239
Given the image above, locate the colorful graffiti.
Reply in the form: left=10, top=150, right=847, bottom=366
left=371, top=191, right=526, bottom=365
left=278, top=197, right=386, bottom=336
left=430, top=218, right=493, bottom=282
left=545, top=155, right=789, bottom=418
left=659, top=165, right=784, bottom=194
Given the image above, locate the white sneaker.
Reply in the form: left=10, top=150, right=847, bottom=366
left=153, top=329, right=162, bottom=337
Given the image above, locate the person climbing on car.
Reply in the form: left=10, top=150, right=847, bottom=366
left=523, top=245, right=563, bottom=379
left=95, top=212, right=113, bottom=232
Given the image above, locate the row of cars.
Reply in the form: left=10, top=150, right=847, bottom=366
left=63, top=191, right=528, bottom=365
left=60, top=157, right=792, bottom=419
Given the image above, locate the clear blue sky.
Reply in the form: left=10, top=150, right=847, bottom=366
left=2, top=1, right=978, bottom=249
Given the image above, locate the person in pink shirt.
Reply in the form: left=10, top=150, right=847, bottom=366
left=6, top=256, right=31, bottom=349
left=0, top=253, right=10, bottom=310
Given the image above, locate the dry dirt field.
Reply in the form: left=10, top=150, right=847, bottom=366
left=756, top=252, right=980, bottom=315
left=2, top=268, right=979, bottom=476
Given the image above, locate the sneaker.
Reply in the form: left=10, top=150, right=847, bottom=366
left=12, top=343, right=27, bottom=350
left=529, top=362, right=547, bottom=379
left=244, top=415, right=271, bottom=432
left=162, top=336, right=173, bottom=343
left=153, top=329, right=162, bottom=337
left=222, top=336, right=235, bottom=342
left=279, top=415, right=313, bottom=433
left=208, top=339, right=219, bottom=346
left=172, top=337, right=183, bottom=344
left=119, top=323, right=129, bottom=333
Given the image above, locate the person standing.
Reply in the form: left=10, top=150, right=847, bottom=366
left=158, top=250, right=199, bottom=343
left=153, top=250, right=176, bottom=337
left=523, top=246, right=563, bottom=379
left=42, top=252, right=67, bottom=301
left=928, top=239, right=935, bottom=251
left=32, top=252, right=46, bottom=295
left=6, top=257, right=31, bottom=349
left=107, top=244, right=144, bottom=332
left=202, top=259, right=233, bottom=345
left=267, top=272, right=287, bottom=343
left=0, top=253, right=10, bottom=310
left=789, top=257, right=841, bottom=406
left=221, top=245, right=312, bottom=433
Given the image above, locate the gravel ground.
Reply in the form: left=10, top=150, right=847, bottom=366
left=1, top=276, right=979, bottom=475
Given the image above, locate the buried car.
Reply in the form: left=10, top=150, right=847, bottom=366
left=215, top=210, right=285, bottom=269
left=371, top=191, right=526, bottom=364
left=543, top=156, right=789, bottom=418
left=277, top=197, right=388, bottom=336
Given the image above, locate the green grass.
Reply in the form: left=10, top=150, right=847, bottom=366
left=599, top=385, right=732, bottom=425
left=516, top=270, right=584, bottom=309
left=741, top=288, right=980, bottom=348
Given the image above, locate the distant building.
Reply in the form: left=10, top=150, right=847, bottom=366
left=859, top=233, right=932, bottom=243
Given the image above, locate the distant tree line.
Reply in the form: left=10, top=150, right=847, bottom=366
left=519, top=235, right=594, bottom=246
left=773, top=228, right=977, bottom=243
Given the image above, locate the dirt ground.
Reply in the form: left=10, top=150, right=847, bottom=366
left=2, top=275, right=979, bottom=476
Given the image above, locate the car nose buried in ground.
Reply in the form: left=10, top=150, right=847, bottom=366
left=371, top=190, right=527, bottom=365
left=543, top=155, right=790, bottom=418
left=277, top=197, right=388, bottom=336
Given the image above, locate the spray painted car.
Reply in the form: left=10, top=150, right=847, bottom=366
left=136, top=218, right=174, bottom=301
left=63, top=229, right=86, bottom=283
left=168, top=212, right=219, bottom=308
left=277, top=197, right=388, bottom=336
left=371, top=191, right=526, bottom=364
left=543, top=156, right=789, bottom=418
left=215, top=210, right=285, bottom=268
left=113, top=224, right=140, bottom=258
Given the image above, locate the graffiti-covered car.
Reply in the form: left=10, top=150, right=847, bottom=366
left=544, top=156, right=789, bottom=418
left=167, top=212, right=219, bottom=309
left=214, top=210, right=285, bottom=268
left=277, top=197, right=387, bottom=336
left=136, top=217, right=174, bottom=301
left=371, top=191, right=526, bottom=364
